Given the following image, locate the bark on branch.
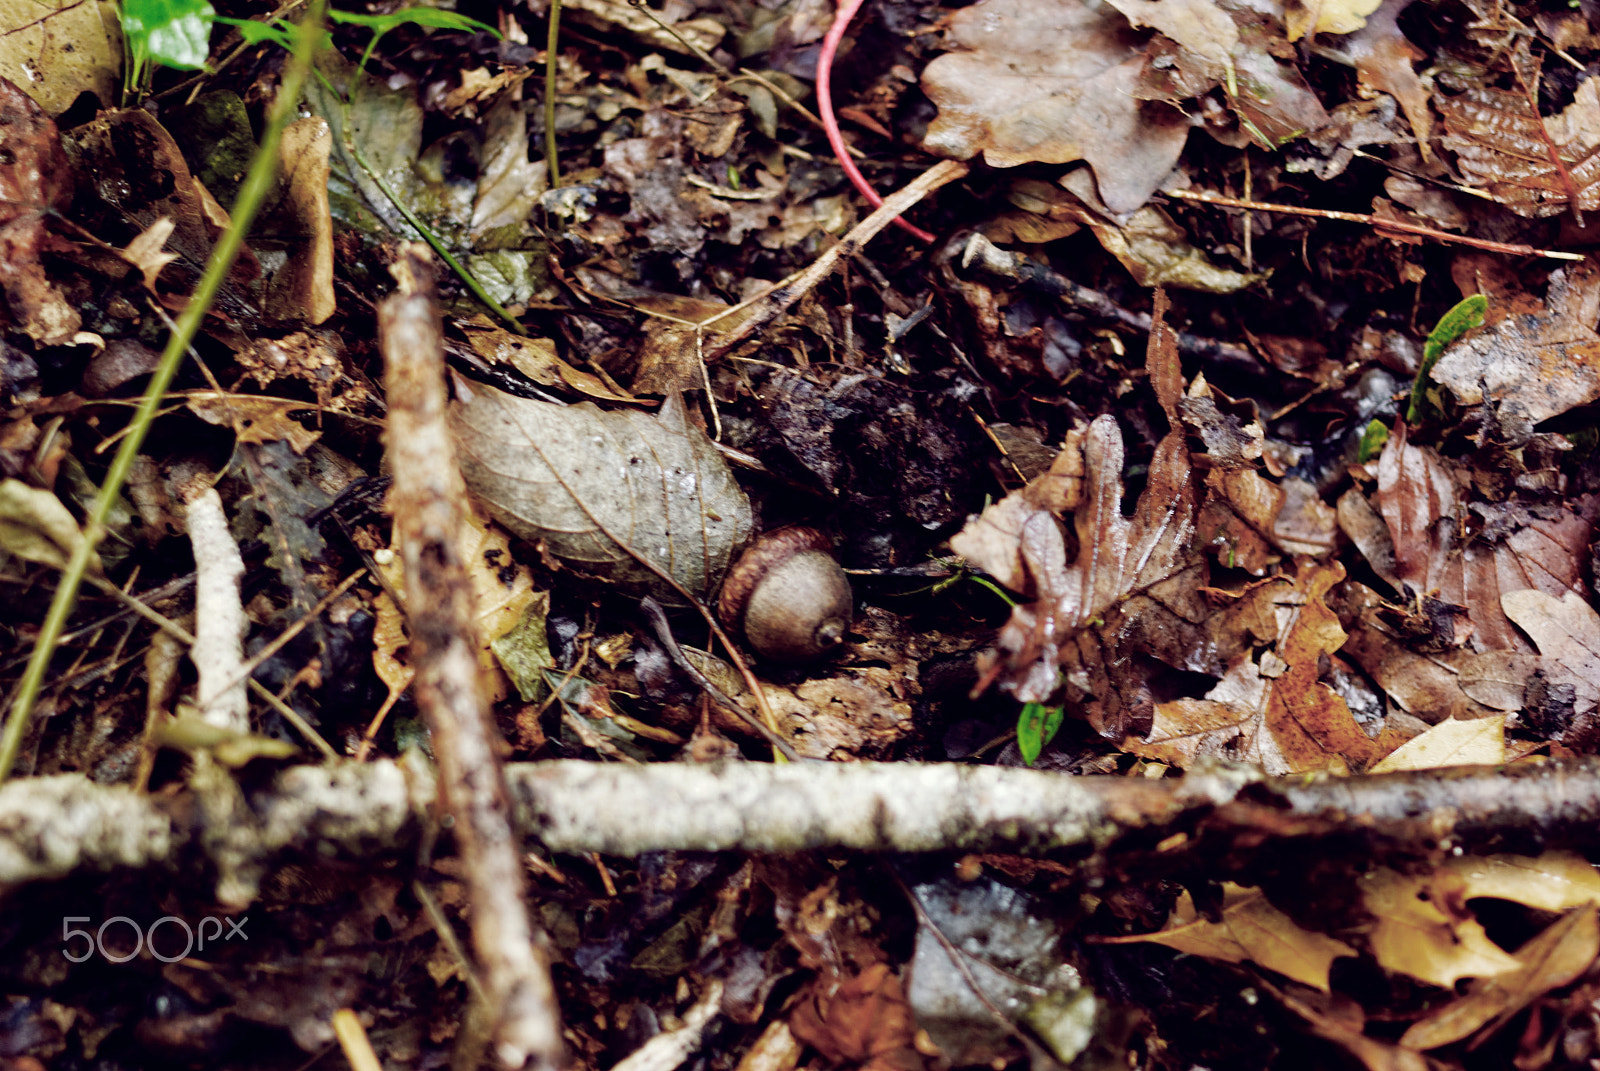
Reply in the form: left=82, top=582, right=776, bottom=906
left=5, top=758, right=1600, bottom=894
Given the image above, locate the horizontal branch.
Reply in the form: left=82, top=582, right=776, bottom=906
left=4, top=759, right=1600, bottom=898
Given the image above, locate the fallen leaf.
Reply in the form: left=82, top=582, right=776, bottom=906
left=1429, top=263, right=1600, bottom=439
left=1373, top=422, right=1595, bottom=650
left=1400, top=905, right=1599, bottom=1050
left=0, top=477, right=102, bottom=573
left=920, top=0, right=1191, bottom=213
left=0, top=0, right=121, bottom=116
left=451, top=381, right=753, bottom=603
left=1101, top=883, right=1356, bottom=991
left=1132, top=563, right=1403, bottom=773
left=1439, top=76, right=1600, bottom=219
left=1501, top=589, right=1600, bottom=709
left=1360, top=867, right=1522, bottom=987
left=458, top=319, right=637, bottom=405
left=1445, top=850, right=1600, bottom=911
left=1369, top=715, right=1505, bottom=773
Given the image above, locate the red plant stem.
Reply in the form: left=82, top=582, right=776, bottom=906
left=817, top=0, right=935, bottom=242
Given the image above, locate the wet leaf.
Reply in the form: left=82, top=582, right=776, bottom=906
left=121, top=0, right=214, bottom=75
left=1103, top=883, right=1356, bottom=991
left=1439, top=77, right=1600, bottom=219
left=1428, top=263, right=1600, bottom=439
left=1373, top=423, right=1594, bottom=652
left=1359, top=867, right=1522, bottom=987
left=1400, top=905, right=1599, bottom=1050
left=451, top=381, right=753, bottom=603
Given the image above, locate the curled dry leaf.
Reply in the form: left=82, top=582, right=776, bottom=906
left=451, top=380, right=753, bottom=604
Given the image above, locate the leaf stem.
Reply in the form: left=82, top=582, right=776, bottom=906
left=545, top=0, right=561, bottom=187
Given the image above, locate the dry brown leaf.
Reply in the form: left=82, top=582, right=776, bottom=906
left=1439, top=77, right=1600, bottom=219
left=458, top=320, right=636, bottom=405
left=1373, top=422, right=1594, bottom=651
left=1500, top=589, right=1600, bottom=711
left=789, top=963, right=922, bottom=1071
left=1101, top=883, right=1356, bottom=991
left=1429, top=263, right=1600, bottom=439
left=1400, top=905, right=1599, bottom=1050
left=120, top=217, right=178, bottom=291
left=0, top=0, right=120, bottom=117
left=1360, top=867, right=1522, bottom=987
left=920, top=0, right=1191, bottom=213
left=451, top=381, right=753, bottom=603
left=0, top=77, right=77, bottom=344
left=1277, top=988, right=1439, bottom=1071
left=255, top=117, right=335, bottom=325
left=1132, top=562, right=1403, bottom=773
left=1343, top=0, right=1433, bottom=160
left=186, top=394, right=321, bottom=454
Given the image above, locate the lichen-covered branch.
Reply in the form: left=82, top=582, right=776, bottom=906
left=8, top=759, right=1600, bottom=896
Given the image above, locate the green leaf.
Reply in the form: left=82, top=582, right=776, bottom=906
left=1017, top=702, right=1064, bottom=765
left=121, top=0, right=216, bottom=72
left=1406, top=294, right=1487, bottom=424
left=1356, top=419, right=1389, bottom=463
left=214, top=15, right=296, bottom=49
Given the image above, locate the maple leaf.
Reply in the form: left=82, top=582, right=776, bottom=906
left=1438, top=77, right=1600, bottom=219
left=1100, top=883, right=1356, bottom=991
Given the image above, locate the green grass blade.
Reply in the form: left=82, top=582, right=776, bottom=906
left=0, top=0, right=330, bottom=783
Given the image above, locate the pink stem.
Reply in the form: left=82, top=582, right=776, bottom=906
left=816, top=0, right=935, bottom=243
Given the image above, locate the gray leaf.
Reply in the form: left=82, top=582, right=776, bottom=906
left=451, top=381, right=752, bottom=602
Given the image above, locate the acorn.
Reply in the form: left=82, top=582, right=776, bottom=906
left=717, top=526, right=853, bottom=662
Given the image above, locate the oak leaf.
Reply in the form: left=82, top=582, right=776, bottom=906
left=1102, top=883, right=1356, bottom=991
left=920, top=0, right=1191, bottom=213
left=1360, top=867, right=1521, bottom=987
left=1400, top=905, right=1599, bottom=1050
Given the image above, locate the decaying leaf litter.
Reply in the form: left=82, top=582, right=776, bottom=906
left=11, top=0, right=1600, bottom=1065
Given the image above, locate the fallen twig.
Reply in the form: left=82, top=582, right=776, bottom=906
left=11, top=760, right=1600, bottom=890
left=381, top=247, right=561, bottom=1071
left=1167, top=188, right=1587, bottom=261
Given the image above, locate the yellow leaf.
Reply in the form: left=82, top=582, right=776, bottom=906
left=1400, top=905, right=1599, bottom=1050
left=1370, top=715, right=1505, bottom=773
left=1445, top=851, right=1600, bottom=911
left=1360, top=868, right=1521, bottom=987
left=1103, top=884, right=1356, bottom=991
